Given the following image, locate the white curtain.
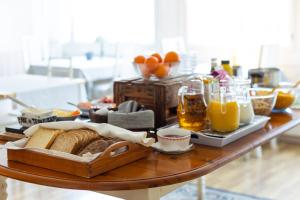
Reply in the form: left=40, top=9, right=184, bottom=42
left=0, top=0, right=31, bottom=76
left=0, top=0, right=72, bottom=77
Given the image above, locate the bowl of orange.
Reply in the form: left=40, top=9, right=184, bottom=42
left=274, top=88, right=296, bottom=110
left=133, top=51, right=180, bottom=80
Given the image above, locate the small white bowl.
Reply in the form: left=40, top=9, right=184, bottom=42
left=157, top=127, right=191, bottom=151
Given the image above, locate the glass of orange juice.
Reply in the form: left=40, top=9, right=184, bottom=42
left=207, top=80, right=240, bottom=133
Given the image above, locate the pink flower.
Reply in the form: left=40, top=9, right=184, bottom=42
left=211, top=69, right=229, bottom=80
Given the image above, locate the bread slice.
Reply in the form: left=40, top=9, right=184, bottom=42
left=49, top=132, right=79, bottom=154
left=71, top=129, right=101, bottom=154
left=77, top=139, right=109, bottom=156
left=25, top=128, right=61, bottom=149
left=49, top=129, right=100, bottom=154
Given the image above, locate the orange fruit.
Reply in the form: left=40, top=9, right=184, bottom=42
left=134, top=55, right=146, bottom=64
left=164, top=51, right=180, bottom=63
left=151, top=53, right=162, bottom=63
left=154, top=63, right=170, bottom=79
left=145, top=56, right=159, bottom=72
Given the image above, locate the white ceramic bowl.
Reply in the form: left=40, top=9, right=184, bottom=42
left=157, top=127, right=191, bottom=151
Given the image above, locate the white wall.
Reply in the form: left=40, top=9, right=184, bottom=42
left=0, top=0, right=72, bottom=77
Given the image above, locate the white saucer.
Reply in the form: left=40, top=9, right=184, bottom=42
left=151, top=143, right=193, bottom=155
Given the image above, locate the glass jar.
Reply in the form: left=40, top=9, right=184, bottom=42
left=234, top=78, right=255, bottom=125
left=177, top=78, right=207, bottom=131
left=207, top=79, right=240, bottom=133
left=221, top=60, right=233, bottom=76
left=196, top=75, right=215, bottom=105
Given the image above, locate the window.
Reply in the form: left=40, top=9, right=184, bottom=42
left=187, top=0, right=293, bottom=47
left=71, top=0, right=155, bottom=44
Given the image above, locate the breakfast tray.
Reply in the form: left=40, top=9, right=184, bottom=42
left=190, top=116, right=270, bottom=147
left=7, top=141, right=151, bottom=178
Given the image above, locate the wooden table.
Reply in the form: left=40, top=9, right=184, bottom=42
left=0, top=111, right=299, bottom=200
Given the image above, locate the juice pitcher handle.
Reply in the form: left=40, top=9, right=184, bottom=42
left=178, top=86, right=188, bottom=113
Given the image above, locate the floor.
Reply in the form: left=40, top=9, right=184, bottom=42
left=206, top=142, right=300, bottom=200
left=5, top=142, right=300, bottom=200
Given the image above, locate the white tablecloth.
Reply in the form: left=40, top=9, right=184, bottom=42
left=28, top=56, right=116, bottom=82
left=0, top=74, right=87, bottom=111
left=28, top=56, right=117, bottom=99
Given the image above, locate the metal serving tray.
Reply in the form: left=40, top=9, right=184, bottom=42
left=190, top=115, right=270, bottom=147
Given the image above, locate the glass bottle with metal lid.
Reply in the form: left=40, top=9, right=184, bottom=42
left=234, top=78, right=255, bottom=125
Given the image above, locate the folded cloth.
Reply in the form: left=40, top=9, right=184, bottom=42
left=108, top=110, right=155, bottom=129
left=22, top=121, right=155, bottom=147
left=5, top=121, right=155, bottom=163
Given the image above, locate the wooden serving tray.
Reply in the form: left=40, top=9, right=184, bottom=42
left=7, top=141, right=151, bottom=178
left=0, top=132, right=25, bottom=141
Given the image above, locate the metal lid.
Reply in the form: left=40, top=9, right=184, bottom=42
left=221, top=60, right=230, bottom=65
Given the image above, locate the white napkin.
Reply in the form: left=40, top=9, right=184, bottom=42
left=23, top=121, right=155, bottom=147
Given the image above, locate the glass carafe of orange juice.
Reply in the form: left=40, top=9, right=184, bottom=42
left=207, top=80, right=240, bottom=133
left=177, top=78, right=207, bottom=131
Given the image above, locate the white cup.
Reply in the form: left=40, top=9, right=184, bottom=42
left=157, top=127, right=191, bottom=151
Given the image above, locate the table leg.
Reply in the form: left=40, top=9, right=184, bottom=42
left=254, top=146, right=263, bottom=158
left=270, top=138, right=278, bottom=150
left=0, top=176, right=7, bottom=200
left=197, top=176, right=206, bottom=200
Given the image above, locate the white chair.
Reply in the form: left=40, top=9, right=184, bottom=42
left=22, top=36, right=47, bottom=73
left=91, top=42, right=121, bottom=99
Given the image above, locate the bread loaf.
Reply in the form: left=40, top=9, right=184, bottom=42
left=25, top=128, right=61, bottom=149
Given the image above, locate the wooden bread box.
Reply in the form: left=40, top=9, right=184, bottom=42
left=7, top=141, right=151, bottom=178
left=114, top=75, right=192, bottom=128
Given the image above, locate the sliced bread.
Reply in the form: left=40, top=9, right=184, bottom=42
left=77, top=139, right=109, bottom=156
left=25, top=128, right=61, bottom=149
left=49, top=129, right=100, bottom=154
